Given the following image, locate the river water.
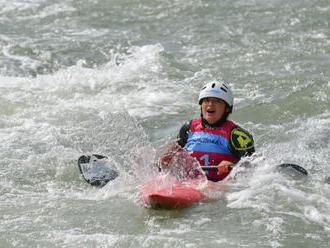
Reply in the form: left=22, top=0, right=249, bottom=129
left=1, top=0, right=329, bottom=247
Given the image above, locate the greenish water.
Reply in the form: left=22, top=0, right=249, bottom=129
left=0, top=0, right=329, bottom=247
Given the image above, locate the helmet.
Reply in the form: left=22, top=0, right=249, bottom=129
left=198, top=80, right=234, bottom=107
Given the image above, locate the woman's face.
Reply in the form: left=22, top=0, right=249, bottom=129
left=201, top=97, right=228, bottom=124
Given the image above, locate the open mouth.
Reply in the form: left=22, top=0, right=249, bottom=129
left=207, top=109, right=216, bottom=114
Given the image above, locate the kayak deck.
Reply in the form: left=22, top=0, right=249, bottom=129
left=141, top=176, right=206, bottom=209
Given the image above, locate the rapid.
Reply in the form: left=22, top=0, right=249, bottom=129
left=0, top=0, right=329, bottom=247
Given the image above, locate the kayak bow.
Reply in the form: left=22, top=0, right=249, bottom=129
left=141, top=175, right=206, bottom=209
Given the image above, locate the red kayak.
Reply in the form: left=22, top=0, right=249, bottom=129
left=141, top=175, right=206, bottom=209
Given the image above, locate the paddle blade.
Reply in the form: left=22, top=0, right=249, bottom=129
left=279, top=163, right=308, bottom=176
left=78, top=154, right=119, bottom=186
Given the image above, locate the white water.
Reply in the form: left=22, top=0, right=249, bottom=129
left=1, top=0, right=330, bottom=247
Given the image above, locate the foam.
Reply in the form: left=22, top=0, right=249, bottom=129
left=0, top=43, right=187, bottom=119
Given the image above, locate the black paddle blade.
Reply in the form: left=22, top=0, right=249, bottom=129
left=78, top=154, right=119, bottom=186
left=279, top=163, right=308, bottom=176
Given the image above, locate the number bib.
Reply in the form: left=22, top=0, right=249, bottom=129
left=184, top=118, right=239, bottom=181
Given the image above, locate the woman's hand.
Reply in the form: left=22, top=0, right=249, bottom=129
left=158, top=144, right=183, bottom=167
left=217, top=160, right=234, bottom=175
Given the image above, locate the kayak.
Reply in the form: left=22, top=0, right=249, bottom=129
left=141, top=175, right=206, bottom=209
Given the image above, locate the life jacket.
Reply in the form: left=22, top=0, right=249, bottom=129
left=184, top=118, right=239, bottom=181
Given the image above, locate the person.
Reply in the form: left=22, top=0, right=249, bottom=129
left=159, top=80, right=255, bottom=182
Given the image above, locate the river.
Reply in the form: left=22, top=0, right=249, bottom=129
left=0, top=0, right=329, bottom=247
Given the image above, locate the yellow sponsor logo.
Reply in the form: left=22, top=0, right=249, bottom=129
left=231, top=129, right=253, bottom=150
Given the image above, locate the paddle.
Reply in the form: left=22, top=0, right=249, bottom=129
left=78, top=154, right=119, bottom=186
left=201, top=165, right=234, bottom=170
left=77, top=153, right=308, bottom=187
left=278, top=163, right=308, bottom=176
left=201, top=163, right=308, bottom=176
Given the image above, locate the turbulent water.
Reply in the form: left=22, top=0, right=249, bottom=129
left=1, top=0, right=329, bottom=247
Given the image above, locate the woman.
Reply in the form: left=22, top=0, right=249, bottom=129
left=160, top=80, right=255, bottom=182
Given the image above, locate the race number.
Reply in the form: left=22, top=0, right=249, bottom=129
left=200, top=154, right=210, bottom=166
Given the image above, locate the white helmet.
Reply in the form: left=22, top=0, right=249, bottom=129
left=198, top=80, right=234, bottom=107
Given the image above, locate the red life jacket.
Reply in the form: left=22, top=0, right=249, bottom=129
left=185, top=118, right=239, bottom=181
